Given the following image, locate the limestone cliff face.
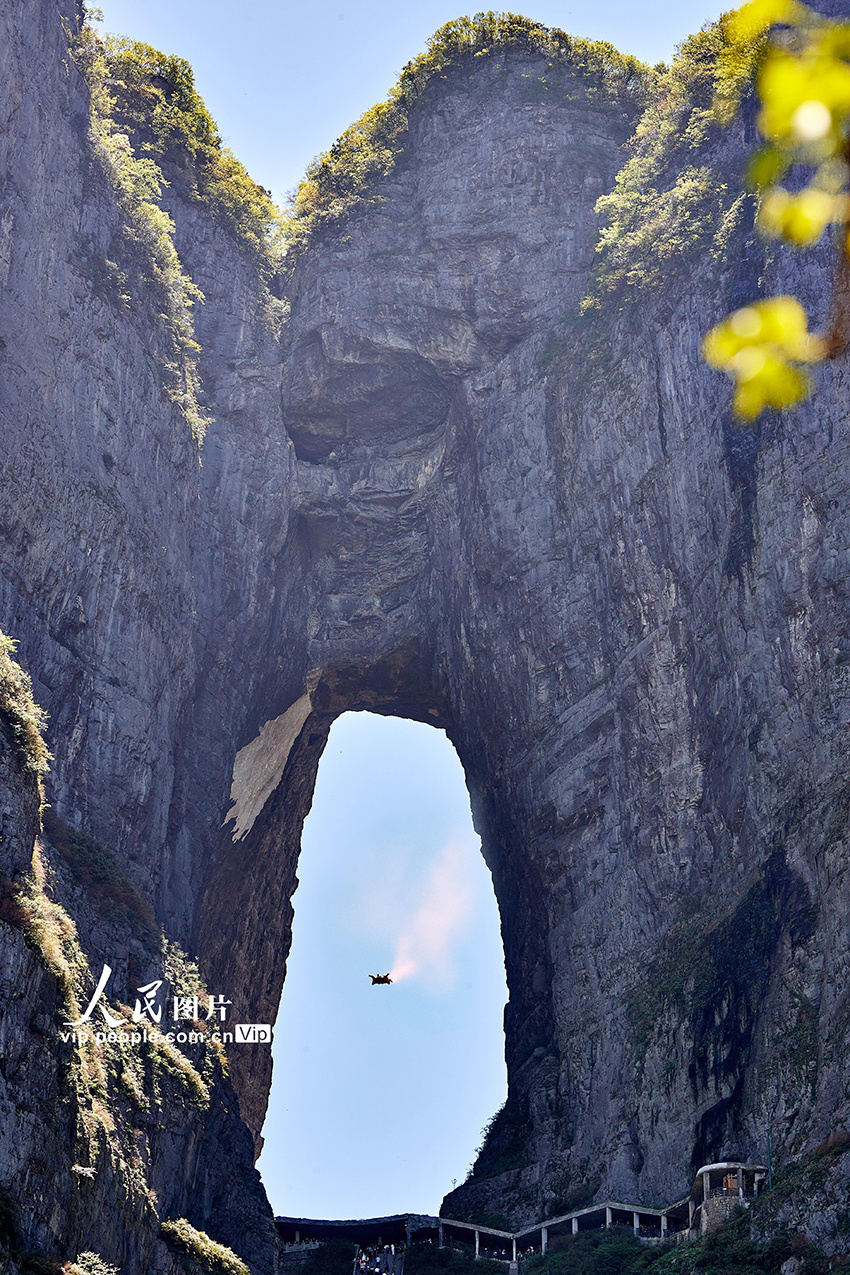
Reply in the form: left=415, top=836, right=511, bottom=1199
left=4, top=0, right=850, bottom=1267
left=0, top=1, right=281, bottom=1268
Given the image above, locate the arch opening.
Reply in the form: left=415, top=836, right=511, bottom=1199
left=255, top=710, right=508, bottom=1219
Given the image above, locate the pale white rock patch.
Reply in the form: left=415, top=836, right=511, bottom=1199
left=224, top=694, right=313, bottom=841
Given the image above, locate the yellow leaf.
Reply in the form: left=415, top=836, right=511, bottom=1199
left=792, top=98, right=833, bottom=140
left=731, top=358, right=811, bottom=418
left=703, top=297, right=825, bottom=419
left=727, top=0, right=811, bottom=44
left=759, top=186, right=848, bottom=244
left=757, top=48, right=850, bottom=153
left=747, top=144, right=788, bottom=187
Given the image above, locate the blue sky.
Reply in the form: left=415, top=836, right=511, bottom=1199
left=91, top=0, right=726, bottom=206
left=259, top=713, right=507, bottom=1218
left=91, top=0, right=726, bottom=1221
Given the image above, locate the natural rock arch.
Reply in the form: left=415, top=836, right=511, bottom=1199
left=197, top=643, right=558, bottom=1175
left=192, top=49, right=626, bottom=1214
left=180, top=44, right=840, bottom=1227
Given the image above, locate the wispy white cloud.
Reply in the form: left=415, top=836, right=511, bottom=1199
left=342, top=834, right=479, bottom=993
left=388, top=837, right=476, bottom=992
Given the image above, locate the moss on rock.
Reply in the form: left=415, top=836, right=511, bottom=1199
left=160, top=1219, right=249, bottom=1275
left=0, top=631, right=50, bottom=788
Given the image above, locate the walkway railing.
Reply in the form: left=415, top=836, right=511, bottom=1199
left=707, top=1188, right=756, bottom=1200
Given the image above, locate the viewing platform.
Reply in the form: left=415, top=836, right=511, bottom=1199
left=276, top=1213, right=440, bottom=1249
left=438, top=1198, right=689, bottom=1262
left=687, top=1162, right=768, bottom=1234
left=275, top=1162, right=769, bottom=1265
left=438, top=1161, right=767, bottom=1257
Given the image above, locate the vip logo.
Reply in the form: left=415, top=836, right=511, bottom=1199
left=235, top=1024, right=273, bottom=1043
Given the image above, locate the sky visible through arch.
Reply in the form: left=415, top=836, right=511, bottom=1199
left=89, top=0, right=727, bottom=1219
left=258, top=712, right=507, bottom=1218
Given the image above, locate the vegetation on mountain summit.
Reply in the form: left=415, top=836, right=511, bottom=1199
left=582, top=21, right=762, bottom=312
left=285, top=11, right=654, bottom=255
left=70, top=1, right=850, bottom=429
left=71, top=20, right=209, bottom=439
left=93, top=36, right=285, bottom=275
left=70, top=14, right=284, bottom=440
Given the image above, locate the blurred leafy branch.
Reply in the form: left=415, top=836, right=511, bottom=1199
left=704, top=0, right=850, bottom=419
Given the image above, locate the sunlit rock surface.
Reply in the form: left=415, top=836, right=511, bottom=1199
left=3, top=0, right=850, bottom=1268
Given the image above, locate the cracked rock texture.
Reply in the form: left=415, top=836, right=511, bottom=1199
left=3, top=0, right=850, bottom=1266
